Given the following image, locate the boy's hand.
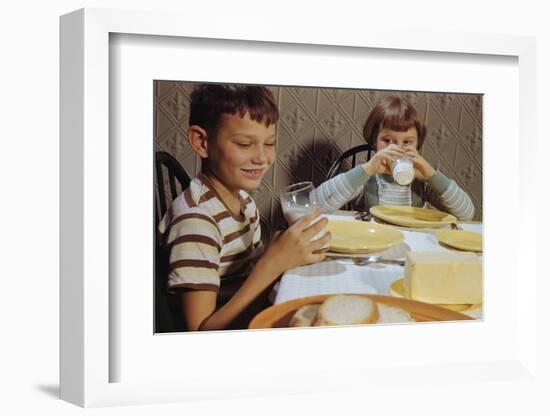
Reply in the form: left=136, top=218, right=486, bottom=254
left=362, top=144, right=405, bottom=176
left=261, top=209, right=331, bottom=277
left=402, top=146, right=436, bottom=181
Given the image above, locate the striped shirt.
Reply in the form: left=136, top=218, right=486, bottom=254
left=158, top=173, right=263, bottom=300
left=314, top=166, right=475, bottom=220
left=375, top=174, right=412, bottom=206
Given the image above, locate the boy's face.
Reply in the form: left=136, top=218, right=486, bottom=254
left=375, top=126, right=418, bottom=150
left=206, top=112, right=276, bottom=192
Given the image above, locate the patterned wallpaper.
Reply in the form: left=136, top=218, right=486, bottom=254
left=154, top=81, right=483, bottom=241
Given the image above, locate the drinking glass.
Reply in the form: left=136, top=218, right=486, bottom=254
left=280, top=181, right=327, bottom=244
left=392, top=156, right=414, bottom=185
left=280, top=181, right=319, bottom=225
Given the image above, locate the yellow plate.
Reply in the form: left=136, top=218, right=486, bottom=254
left=370, top=205, right=457, bottom=228
left=389, top=278, right=481, bottom=314
left=436, top=230, right=483, bottom=252
left=325, top=220, right=404, bottom=254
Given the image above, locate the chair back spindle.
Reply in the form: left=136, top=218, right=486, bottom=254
left=325, top=144, right=374, bottom=211
left=155, top=151, right=192, bottom=224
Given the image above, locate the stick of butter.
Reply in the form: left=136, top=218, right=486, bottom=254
left=404, top=251, right=482, bottom=304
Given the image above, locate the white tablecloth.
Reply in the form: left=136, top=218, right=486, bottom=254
left=270, top=214, right=483, bottom=318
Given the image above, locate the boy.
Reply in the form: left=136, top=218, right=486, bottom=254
left=158, top=84, right=330, bottom=331
left=313, top=95, right=475, bottom=220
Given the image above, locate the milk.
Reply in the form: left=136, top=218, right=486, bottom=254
left=282, top=206, right=328, bottom=245
left=392, top=157, right=414, bottom=185
left=280, top=181, right=329, bottom=247
left=283, top=206, right=316, bottom=225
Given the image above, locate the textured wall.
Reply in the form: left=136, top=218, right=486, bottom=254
left=155, top=81, right=483, bottom=241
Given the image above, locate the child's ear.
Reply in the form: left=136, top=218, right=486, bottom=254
left=188, top=125, right=209, bottom=158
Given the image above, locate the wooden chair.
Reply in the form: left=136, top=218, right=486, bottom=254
left=154, top=151, right=191, bottom=332
left=324, top=144, right=374, bottom=211
left=155, top=151, right=192, bottom=224
left=325, top=143, right=374, bottom=180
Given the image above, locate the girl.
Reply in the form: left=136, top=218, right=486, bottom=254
left=314, top=95, right=475, bottom=220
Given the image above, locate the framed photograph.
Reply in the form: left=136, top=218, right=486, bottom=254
left=60, top=7, right=538, bottom=408
left=152, top=80, right=484, bottom=334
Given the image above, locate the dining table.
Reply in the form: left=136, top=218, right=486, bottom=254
left=268, top=210, right=483, bottom=319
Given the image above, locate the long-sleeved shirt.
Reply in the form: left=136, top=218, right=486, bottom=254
left=312, top=165, right=475, bottom=220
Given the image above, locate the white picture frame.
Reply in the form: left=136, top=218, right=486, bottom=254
left=60, top=7, right=539, bottom=408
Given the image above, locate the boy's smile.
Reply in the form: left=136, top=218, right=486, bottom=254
left=204, top=111, right=276, bottom=195
left=241, top=168, right=265, bottom=180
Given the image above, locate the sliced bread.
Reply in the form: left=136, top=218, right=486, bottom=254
left=376, top=303, right=414, bottom=323
left=314, top=294, right=379, bottom=326
left=289, top=304, right=320, bottom=327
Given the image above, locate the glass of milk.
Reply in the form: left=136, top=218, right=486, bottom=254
left=280, top=181, right=328, bottom=244
left=392, top=157, right=414, bottom=185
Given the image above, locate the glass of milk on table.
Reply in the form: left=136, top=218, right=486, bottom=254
left=280, top=181, right=328, bottom=245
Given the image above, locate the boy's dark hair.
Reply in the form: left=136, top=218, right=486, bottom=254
left=363, top=95, right=427, bottom=149
left=189, top=84, right=279, bottom=139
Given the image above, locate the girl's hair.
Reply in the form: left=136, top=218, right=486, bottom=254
left=189, top=84, right=279, bottom=139
left=363, top=95, right=427, bottom=149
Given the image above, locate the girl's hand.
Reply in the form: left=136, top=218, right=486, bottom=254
left=362, top=144, right=405, bottom=176
left=260, top=209, right=331, bottom=277
left=402, top=146, right=436, bottom=181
